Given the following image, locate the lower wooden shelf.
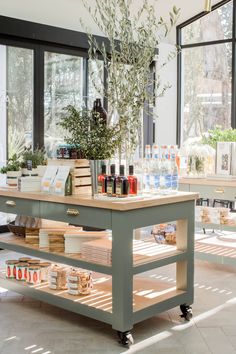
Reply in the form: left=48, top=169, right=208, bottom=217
left=0, top=271, right=185, bottom=314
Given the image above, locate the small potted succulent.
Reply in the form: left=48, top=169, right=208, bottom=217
left=0, top=154, right=22, bottom=187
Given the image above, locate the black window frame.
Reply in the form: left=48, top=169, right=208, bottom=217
left=176, top=0, right=235, bottom=145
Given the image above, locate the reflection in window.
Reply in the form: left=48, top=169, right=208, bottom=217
left=0, top=46, right=34, bottom=161
left=182, top=1, right=233, bottom=45
left=182, top=43, right=232, bottom=142
left=44, top=52, right=84, bottom=156
left=88, top=59, right=104, bottom=109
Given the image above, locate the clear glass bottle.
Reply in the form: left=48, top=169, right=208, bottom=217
left=143, top=144, right=151, bottom=194
left=150, top=145, right=160, bottom=194
left=116, top=165, right=129, bottom=198
left=106, top=164, right=116, bottom=197
left=128, top=165, right=138, bottom=196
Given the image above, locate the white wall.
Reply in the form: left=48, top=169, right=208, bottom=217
left=0, top=0, right=220, bottom=41
left=155, top=43, right=177, bottom=145
left=0, top=45, right=6, bottom=167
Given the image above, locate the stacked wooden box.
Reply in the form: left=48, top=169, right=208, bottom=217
left=47, top=159, right=91, bottom=195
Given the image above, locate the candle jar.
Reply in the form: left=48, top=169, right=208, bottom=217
left=5, top=260, right=18, bottom=278
left=16, top=262, right=29, bottom=281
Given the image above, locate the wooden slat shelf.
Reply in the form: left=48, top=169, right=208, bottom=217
left=0, top=233, right=186, bottom=274
left=0, top=271, right=185, bottom=313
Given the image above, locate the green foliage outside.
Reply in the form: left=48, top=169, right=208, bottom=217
left=202, top=126, right=236, bottom=149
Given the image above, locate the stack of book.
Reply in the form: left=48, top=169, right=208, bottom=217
left=64, top=230, right=109, bottom=254
left=18, top=176, right=41, bottom=192
left=81, top=239, right=112, bottom=265
left=25, top=228, right=40, bottom=246
left=48, top=231, right=65, bottom=252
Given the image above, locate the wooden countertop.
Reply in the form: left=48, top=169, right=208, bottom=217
left=0, top=188, right=198, bottom=211
left=179, top=178, right=236, bottom=188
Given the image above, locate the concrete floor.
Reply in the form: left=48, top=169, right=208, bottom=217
left=1, top=250, right=236, bottom=354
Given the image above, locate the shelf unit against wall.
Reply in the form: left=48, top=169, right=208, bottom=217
left=0, top=189, right=197, bottom=344
left=179, top=178, right=236, bottom=266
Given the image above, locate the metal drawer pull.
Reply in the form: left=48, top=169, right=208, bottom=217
left=215, top=188, right=224, bottom=194
left=6, top=200, right=16, bottom=206
left=66, top=208, right=80, bottom=216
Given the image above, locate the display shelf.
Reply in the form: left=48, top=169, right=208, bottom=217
left=0, top=233, right=112, bottom=275
left=195, top=235, right=236, bottom=266
left=196, top=222, right=236, bottom=233
left=0, top=233, right=187, bottom=275
left=0, top=188, right=197, bottom=340
left=0, top=271, right=185, bottom=315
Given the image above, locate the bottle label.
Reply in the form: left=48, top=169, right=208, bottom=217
left=107, top=183, right=112, bottom=194
left=172, top=174, right=178, bottom=189
left=116, top=182, right=121, bottom=195
left=154, top=175, right=160, bottom=189
left=165, top=174, right=172, bottom=188
left=98, top=181, right=103, bottom=194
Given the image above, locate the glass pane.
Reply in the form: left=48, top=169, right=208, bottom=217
left=182, top=43, right=232, bottom=143
left=44, top=52, right=83, bottom=156
left=0, top=46, right=33, bottom=162
left=182, top=1, right=233, bottom=45
left=88, top=59, right=104, bottom=109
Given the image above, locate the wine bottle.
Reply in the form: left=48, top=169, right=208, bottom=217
left=98, top=165, right=107, bottom=195
left=92, top=98, right=107, bottom=125
left=128, top=165, right=137, bottom=196
left=106, top=164, right=116, bottom=197
left=116, top=165, right=129, bottom=198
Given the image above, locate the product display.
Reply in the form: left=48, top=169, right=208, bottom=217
left=64, top=230, right=109, bottom=253
left=106, top=164, right=117, bottom=197
left=152, top=224, right=177, bottom=244
left=127, top=165, right=138, bottom=196
left=97, top=165, right=107, bottom=195
left=16, top=262, right=28, bottom=281
left=195, top=206, right=231, bottom=225
left=67, top=269, right=93, bottom=295
left=27, top=266, right=41, bottom=285
left=5, top=260, right=18, bottom=278
left=48, top=265, right=68, bottom=290
left=116, top=165, right=129, bottom=198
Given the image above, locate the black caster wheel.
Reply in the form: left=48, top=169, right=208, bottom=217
left=180, top=304, right=193, bottom=321
left=117, top=331, right=134, bottom=347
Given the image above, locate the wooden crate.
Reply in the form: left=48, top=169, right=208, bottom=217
left=47, top=159, right=92, bottom=195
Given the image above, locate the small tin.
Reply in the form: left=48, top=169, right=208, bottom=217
left=5, top=260, right=18, bottom=278
left=27, top=266, right=41, bottom=285
left=16, top=262, right=28, bottom=281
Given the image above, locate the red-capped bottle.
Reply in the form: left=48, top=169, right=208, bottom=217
left=98, top=165, right=107, bottom=195
left=128, top=165, right=138, bottom=196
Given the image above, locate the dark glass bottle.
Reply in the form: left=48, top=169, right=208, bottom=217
left=98, top=165, right=107, bottom=195
left=116, top=165, right=129, bottom=198
left=128, top=165, right=138, bottom=196
left=106, top=164, right=116, bottom=197
left=92, top=98, right=107, bottom=125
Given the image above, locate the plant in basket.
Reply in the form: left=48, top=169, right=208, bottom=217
left=0, top=154, right=22, bottom=187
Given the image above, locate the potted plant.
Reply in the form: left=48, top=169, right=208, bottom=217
left=21, top=147, right=47, bottom=176
left=58, top=105, right=120, bottom=195
left=0, top=154, right=22, bottom=187
left=81, top=0, right=180, bottom=163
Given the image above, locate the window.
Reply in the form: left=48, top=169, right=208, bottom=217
left=0, top=45, right=33, bottom=164
left=177, top=0, right=234, bottom=144
left=44, top=52, right=84, bottom=156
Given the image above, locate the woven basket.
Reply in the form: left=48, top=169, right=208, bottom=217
left=8, top=221, right=26, bottom=237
